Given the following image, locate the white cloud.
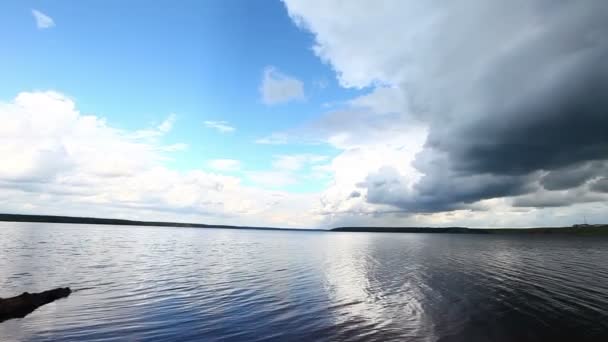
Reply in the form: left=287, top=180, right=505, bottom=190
left=160, top=143, right=188, bottom=152
left=246, top=154, right=328, bottom=189
left=260, top=66, right=305, bottom=105
left=131, top=113, right=176, bottom=139
left=247, top=171, right=298, bottom=188
left=314, top=144, right=425, bottom=220
left=158, top=114, right=176, bottom=133
left=255, top=132, right=288, bottom=145
left=209, top=159, right=241, bottom=172
left=31, top=9, right=55, bottom=29
left=203, top=120, right=235, bottom=133
left=348, top=87, right=407, bottom=115
left=0, top=91, right=320, bottom=228
left=273, top=154, right=328, bottom=171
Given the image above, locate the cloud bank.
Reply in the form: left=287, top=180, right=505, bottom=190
left=0, top=91, right=316, bottom=227
left=283, top=0, right=608, bottom=225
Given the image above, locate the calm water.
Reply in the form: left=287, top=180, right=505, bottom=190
left=1, top=222, right=608, bottom=341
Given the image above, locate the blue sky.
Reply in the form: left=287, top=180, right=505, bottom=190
left=0, top=0, right=360, bottom=192
left=2, top=1, right=606, bottom=228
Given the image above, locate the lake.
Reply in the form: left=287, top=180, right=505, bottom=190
left=1, top=222, right=607, bottom=341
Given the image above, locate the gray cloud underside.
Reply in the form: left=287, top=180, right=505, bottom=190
left=590, top=178, right=608, bottom=194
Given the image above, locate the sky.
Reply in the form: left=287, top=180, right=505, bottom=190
left=1, top=1, right=607, bottom=228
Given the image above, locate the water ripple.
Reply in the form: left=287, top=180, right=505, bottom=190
left=1, top=223, right=608, bottom=341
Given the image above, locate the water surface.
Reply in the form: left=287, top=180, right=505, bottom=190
left=1, top=222, right=607, bottom=341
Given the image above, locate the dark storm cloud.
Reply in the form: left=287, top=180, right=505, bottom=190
left=442, top=59, right=608, bottom=177
left=362, top=165, right=535, bottom=213
left=369, top=2, right=608, bottom=211
left=512, top=189, right=605, bottom=208
left=540, top=162, right=608, bottom=191
left=590, top=178, right=608, bottom=193
left=286, top=0, right=608, bottom=214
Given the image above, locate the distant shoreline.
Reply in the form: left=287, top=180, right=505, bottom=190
left=1, top=213, right=607, bottom=235
left=0, top=213, right=322, bottom=232
left=332, top=226, right=608, bottom=235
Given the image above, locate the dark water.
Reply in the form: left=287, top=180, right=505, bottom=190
left=1, top=222, right=608, bottom=341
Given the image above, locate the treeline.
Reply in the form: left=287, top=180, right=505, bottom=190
left=332, top=225, right=608, bottom=235
left=0, top=213, right=320, bottom=232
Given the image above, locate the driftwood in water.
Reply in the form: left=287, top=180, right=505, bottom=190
left=0, top=287, right=71, bottom=323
